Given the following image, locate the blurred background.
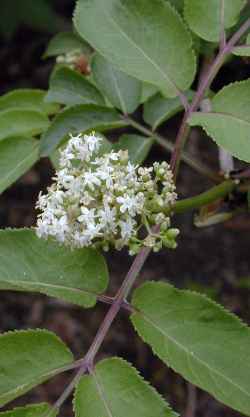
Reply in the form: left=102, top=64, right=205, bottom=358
left=0, top=1, right=250, bottom=416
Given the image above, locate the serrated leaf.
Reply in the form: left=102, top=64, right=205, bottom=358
left=0, top=89, right=58, bottom=115
left=184, top=0, right=246, bottom=42
left=0, top=229, right=109, bottom=308
left=44, top=31, right=91, bottom=58
left=188, top=79, right=250, bottom=162
left=40, top=104, right=126, bottom=156
left=233, top=34, right=250, bottom=56
left=45, top=66, right=105, bottom=107
left=74, top=357, right=177, bottom=417
left=0, top=329, right=73, bottom=407
left=0, top=137, right=39, bottom=194
left=131, top=281, right=250, bottom=416
left=144, top=90, right=194, bottom=130
left=0, top=109, right=49, bottom=142
left=92, top=54, right=142, bottom=114
left=74, top=0, right=196, bottom=98
left=0, top=403, right=57, bottom=417
left=113, top=134, right=153, bottom=164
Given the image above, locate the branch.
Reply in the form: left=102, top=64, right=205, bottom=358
left=170, top=17, right=250, bottom=180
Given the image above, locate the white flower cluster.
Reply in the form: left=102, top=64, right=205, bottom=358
left=36, top=132, right=179, bottom=254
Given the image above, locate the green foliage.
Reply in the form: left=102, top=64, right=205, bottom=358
left=184, top=0, right=246, bottom=42
left=92, top=54, right=142, bottom=114
left=74, top=358, right=177, bottom=417
left=188, top=79, right=250, bottom=162
left=168, top=0, right=184, bottom=13
left=131, top=281, right=250, bottom=416
left=0, top=329, right=73, bottom=407
left=0, top=109, right=49, bottom=142
left=74, top=0, right=196, bottom=97
left=43, top=31, right=92, bottom=58
left=0, top=403, right=57, bottom=417
left=144, top=90, right=194, bottom=130
left=45, top=66, right=105, bottom=107
left=0, top=89, right=58, bottom=115
left=0, top=137, right=39, bottom=194
left=140, top=83, right=159, bottom=104
left=233, top=33, right=250, bottom=55
left=0, top=229, right=109, bottom=308
left=113, top=134, right=154, bottom=165
left=40, top=104, right=126, bottom=156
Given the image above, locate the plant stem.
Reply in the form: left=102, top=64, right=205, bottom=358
left=127, top=117, right=220, bottom=183
left=170, top=179, right=236, bottom=215
left=170, top=17, right=250, bottom=180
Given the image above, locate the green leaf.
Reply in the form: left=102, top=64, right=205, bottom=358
left=44, top=31, right=91, bottom=58
left=0, top=403, right=57, bottom=417
left=40, top=104, right=126, bottom=157
left=74, top=0, right=196, bottom=98
left=184, top=0, right=246, bottom=42
left=0, top=109, right=49, bottom=142
left=0, top=89, right=58, bottom=115
left=0, top=137, right=39, bottom=194
left=131, top=281, right=250, bottom=416
left=144, top=90, right=194, bottom=130
left=45, top=66, right=105, bottom=107
left=113, top=134, right=153, bottom=164
left=92, top=54, right=142, bottom=114
left=188, top=79, right=250, bottom=162
left=168, top=0, right=184, bottom=13
left=233, top=34, right=250, bottom=56
left=0, top=329, right=73, bottom=407
left=0, top=229, right=109, bottom=308
left=74, top=357, right=177, bottom=417
left=140, top=83, right=159, bottom=104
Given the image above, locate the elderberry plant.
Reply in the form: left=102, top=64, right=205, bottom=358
left=0, top=1, right=250, bottom=417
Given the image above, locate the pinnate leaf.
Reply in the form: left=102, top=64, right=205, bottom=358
left=113, top=134, right=153, bottom=164
left=0, top=89, right=58, bottom=115
left=0, top=109, right=49, bottom=142
left=188, top=79, right=250, bottom=162
left=0, top=403, right=57, bottom=417
left=0, top=229, right=109, bottom=308
left=45, top=66, right=105, bottom=107
left=184, top=0, right=246, bottom=42
left=92, top=54, right=142, bottom=114
left=40, top=104, right=126, bottom=156
left=131, top=281, right=250, bottom=416
left=0, top=329, right=73, bottom=407
left=74, top=357, right=177, bottom=417
left=0, top=137, right=39, bottom=194
left=74, top=0, right=196, bottom=97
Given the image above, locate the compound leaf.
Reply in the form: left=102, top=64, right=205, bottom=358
left=0, top=229, right=109, bottom=308
left=0, top=329, right=73, bottom=407
left=131, top=281, right=250, bottom=416
left=74, top=0, right=196, bottom=97
left=74, top=357, right=177, bottom=417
